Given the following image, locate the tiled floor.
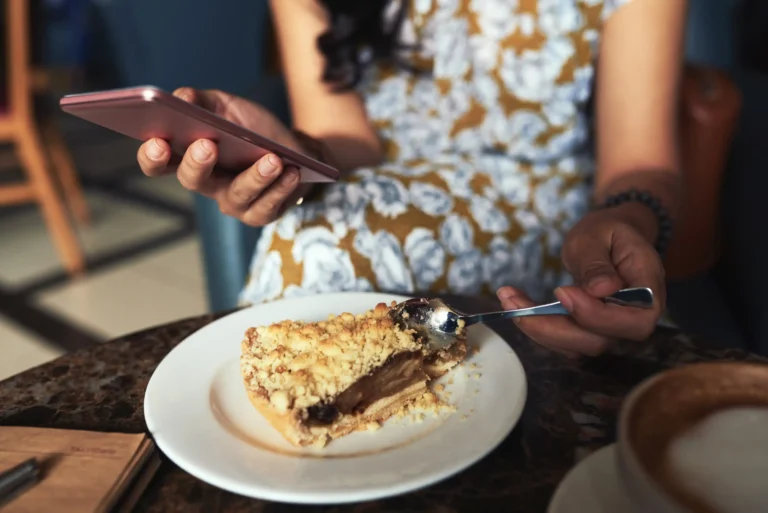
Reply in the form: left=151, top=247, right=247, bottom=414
left=0, top=116, right=210, bottom=381
left=34, top=237, right=207, bottom=340
left=0, top=189, right=185, bottom=289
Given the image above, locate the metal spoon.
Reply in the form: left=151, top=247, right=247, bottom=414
left=390, top=287, right=654, bottom=349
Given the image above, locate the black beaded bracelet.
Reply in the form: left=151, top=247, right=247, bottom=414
left=600, top=189, right=674, bottom=256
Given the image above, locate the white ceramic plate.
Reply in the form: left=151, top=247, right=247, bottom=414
left=145, top=292, right=526, bottom=504
left=547, top=444, right=634, bottom=513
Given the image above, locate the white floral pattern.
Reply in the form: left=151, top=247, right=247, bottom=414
left=291, top=227, right=359, bottom=294
left=404, top=228, right=446, bottom=290
left=440, top=213, right=476, bottom=257
left=241, top=0, right=632, bottom=305
left=371, top=231, right=415, bottom=292
left=410, top=182, right=454, bottom=216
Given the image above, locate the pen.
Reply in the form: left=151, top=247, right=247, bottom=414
left=0, top=458, right=40, bottom=505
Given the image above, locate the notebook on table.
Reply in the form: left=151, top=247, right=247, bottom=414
left=0, top=426, right=160, bottom=513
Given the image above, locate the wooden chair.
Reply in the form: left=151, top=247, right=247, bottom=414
left=0, top=0, right=89, bottom=275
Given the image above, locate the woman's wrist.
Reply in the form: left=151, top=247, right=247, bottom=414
left=598, top=188, right=675, bottom=255
left=596, top=170, right=681, bottom=217
left=595, top=170, right=681, bottom=254
left=609, top=202, right=660, bottom=244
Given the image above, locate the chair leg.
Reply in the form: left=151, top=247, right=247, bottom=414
left=42, top=120, right=90, bottom=224
left=16, top=123, right=86, bottom=275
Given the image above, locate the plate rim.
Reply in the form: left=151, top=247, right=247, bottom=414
left=145, top=291, right=527, bottom=504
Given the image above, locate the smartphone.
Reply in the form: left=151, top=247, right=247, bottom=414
left=59, top=86, right=339, bottom=183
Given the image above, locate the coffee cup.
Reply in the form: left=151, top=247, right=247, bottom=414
left=615, top=362, right=768, bottom=513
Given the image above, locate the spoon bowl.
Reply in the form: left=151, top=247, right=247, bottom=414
left=390, top=297, right=464, bottom=349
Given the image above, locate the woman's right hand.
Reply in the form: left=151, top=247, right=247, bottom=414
left=137, top=87, right=310, bottom=227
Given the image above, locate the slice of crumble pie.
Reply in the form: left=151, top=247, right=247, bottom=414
left=240, top=302, right=467, bottom=447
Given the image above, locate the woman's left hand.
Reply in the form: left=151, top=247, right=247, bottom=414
left=496, top=205, right=666, bottom=357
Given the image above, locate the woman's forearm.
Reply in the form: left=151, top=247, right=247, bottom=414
left=591, top=0, right=687, bottom=247
left=272, top=0, right=386, bottom=174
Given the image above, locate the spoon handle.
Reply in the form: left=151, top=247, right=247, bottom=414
left=461, top=287, right=654, bottom=327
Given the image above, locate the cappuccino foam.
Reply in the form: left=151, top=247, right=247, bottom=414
left=667, top=407, right=768, bottom=513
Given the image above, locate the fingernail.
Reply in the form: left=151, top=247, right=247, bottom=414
left=555, top=287, right=574, bottom=312
left=496, top=287, right=516, bottom=302
left=191, top=140, right=212, bottom=163
left=259, top=155, right=280, bottom=177
left=146, top=140, right=165, bottom=161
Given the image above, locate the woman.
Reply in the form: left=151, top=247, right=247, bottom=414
left=137, top=0, right=686, bottom=356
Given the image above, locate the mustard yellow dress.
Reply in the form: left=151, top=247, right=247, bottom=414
left=242, top=0, right=631, bottom=305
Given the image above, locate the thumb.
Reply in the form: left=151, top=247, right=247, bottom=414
left=172, top=87, right=227, bottom=115
left=564, top=239, right=623, bottom=297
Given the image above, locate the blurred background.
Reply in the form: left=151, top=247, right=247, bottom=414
left=0, top=0, right=766, bottom=380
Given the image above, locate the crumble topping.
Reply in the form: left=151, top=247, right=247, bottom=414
left=240, top=302, right=426, bottom=411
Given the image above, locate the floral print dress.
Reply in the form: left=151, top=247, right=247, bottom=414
left=241, top=0, right=631, bottom=305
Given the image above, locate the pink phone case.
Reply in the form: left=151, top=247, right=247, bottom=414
left=59, top=86, right=339, bottom=183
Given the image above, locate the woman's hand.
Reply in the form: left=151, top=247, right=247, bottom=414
left=137, top=88, right=312, bottom=226
left=497, top=205, right=666, bottom=357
